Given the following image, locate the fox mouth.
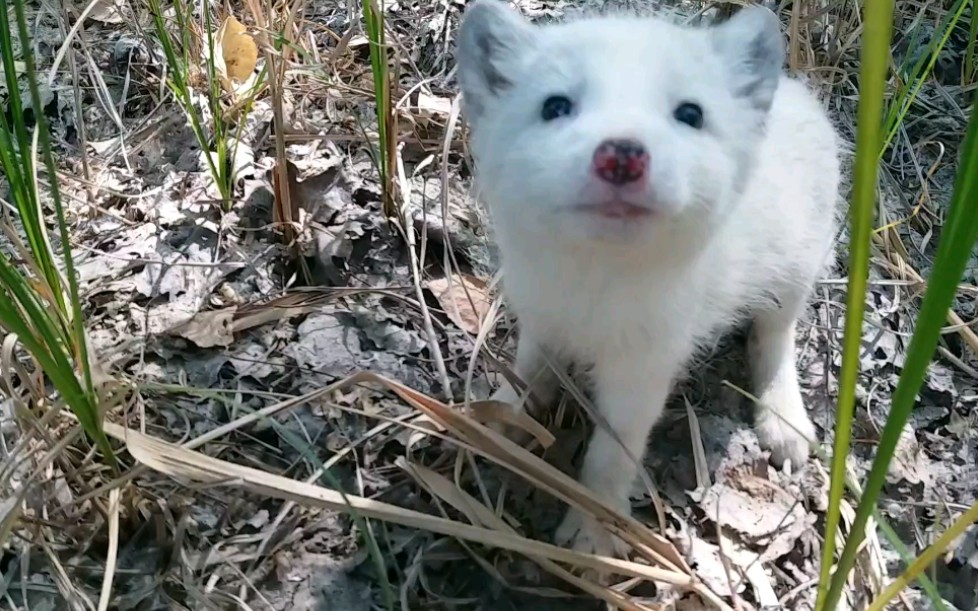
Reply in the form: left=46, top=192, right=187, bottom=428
left=572, top=200, right=655, bottom=219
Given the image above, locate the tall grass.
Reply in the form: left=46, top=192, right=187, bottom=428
left=964, top=0, right=978, bottom=87
left=815, top=0, right=894, bottom=600
left=816, top=0, right=978, bottom=607
left=821, top=92, right=978, bottom=611
left=880, top=0, right=971, bottom=157
left=146, top=0, right=245, bottom=209
left=360, top=0, right=397, bottom=219
left=0, top=2, right=115, bottom=467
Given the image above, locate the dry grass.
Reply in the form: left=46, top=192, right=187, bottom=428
left=1, top=0, right=976, bottom=609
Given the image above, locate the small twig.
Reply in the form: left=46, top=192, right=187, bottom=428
left=56, top=12, right=94, bottom=207
left=96, top=488, right=121, bottom=611
left=876, top=232, right=978, bottom=354
left=394, top=145, right=452, bottom=400
left=715, top=488, right=745, bottom=611
left=684, top=396, right=711, bottom=490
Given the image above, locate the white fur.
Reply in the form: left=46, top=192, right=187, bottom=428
left=457, top=1, right=841, bottom=556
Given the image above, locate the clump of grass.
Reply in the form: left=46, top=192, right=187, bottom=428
left=360, top=0, right=397, bottom=219
left=111, top=372, right=724, bottom=610
left=0, top=0, right=116, bottom=467
left=822, top=91, right=978, bottom=610
left=146, top=0, right=253, bottom=210
left=880, top=0, right=971, bottom=156
left=964, top=0, right=978, bottom=87
left=815, top=0, right=895, bottom=598
left=817, top=0, right=978, bottom=607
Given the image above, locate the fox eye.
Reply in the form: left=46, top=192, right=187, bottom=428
left=541, top=95, right=574, bottom=121
left=673, top=102, right=704, bottom=129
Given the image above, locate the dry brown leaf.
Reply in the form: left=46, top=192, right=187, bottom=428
left=695, top=472, right=801, bottom=541
left=215, top=14, right=258, bottom=90
left=428, top=273, right=491, bottom=335
left=417, top=92, right=452, bottom=116
left=173, top=308, right=236, bottom=348
left=887, top=421, right=929, bottom=485
left=409, top=91, right=453, bottom=127
left=467, top=398, right=556, bottom=449
left=743, top=559, right=778, bottom=608
left=683, top=535, right=743, bottom=599
left=271, top=160, right=340, bottom=244
left=292, top=163, right=342, bottom=208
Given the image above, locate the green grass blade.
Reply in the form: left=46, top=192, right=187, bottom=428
left=965, top=0, right=978, bottom=86
left=823, top=70, right=978, bottom=611
left=815, top=0, right=896, bottom=607
left=0, top=5, right=69, bottom=323
left=0, top=0, right=117, bottom=468
left=880, top=0, right=970, bottom=155
left=360, top=0, right=394, bottom=217
left=0, top=260, right=115, bottom=464
left=11, top=0, right=91, bottom=363
left=202, top=3, right=231, bottom=206
left=0, top=270, right=98, bottom=440
left=874, top=509, right=949, bottom=610
left=867, top=498, right=978, bottom=611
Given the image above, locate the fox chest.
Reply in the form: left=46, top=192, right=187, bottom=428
left=500, top=264, right=699, bottom=361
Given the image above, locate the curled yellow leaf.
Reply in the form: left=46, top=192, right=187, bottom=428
left=215, top=14, right=258, bottom=90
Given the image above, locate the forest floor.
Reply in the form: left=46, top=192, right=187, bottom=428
left=2, top=0, right=977, bottom=609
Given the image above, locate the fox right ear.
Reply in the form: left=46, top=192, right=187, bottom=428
left=456, top=0, right=532, bottom=122
left=710, top=6, right=784, bottom=113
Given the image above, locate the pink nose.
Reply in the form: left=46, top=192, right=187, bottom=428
left=592, top=139, right=649, bottom=185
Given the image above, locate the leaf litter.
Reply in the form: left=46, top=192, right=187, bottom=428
left=1, top=0, right=977, bottom=610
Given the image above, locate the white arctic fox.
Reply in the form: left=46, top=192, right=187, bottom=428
left=456, top=0, right=842, bottom=555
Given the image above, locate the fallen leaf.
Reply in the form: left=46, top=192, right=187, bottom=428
left=348, top=35, right=370, bottom=48
left=173, top=308, right=236, bottom=348
left=410, top=91, right=453, bottom=127
left=131, top=243, right=239, bottom=335
left=689, top=466, right=813, bottom=564
left=428, top=274, right=492, bottom=335
left=215, top=14, right=258, bottom=91
left=672, top=522, right=744, bottom=598
left=81, top=0, right=126, bottom=23
left=283, top=311, right=364, bottom=377
left=887, top=421, right=933, bottom=486
left=271, top=160, right=340, bottom=244
left=75, top=223, right=158, bottom=285
left=692, top=471, right=798, bottom=540
left=417, top=92, right=452, bottom=116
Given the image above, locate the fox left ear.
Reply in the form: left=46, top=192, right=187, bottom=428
left=710, top=6, right=785, bottom=112
left=456, top=0, right=533, bottom=124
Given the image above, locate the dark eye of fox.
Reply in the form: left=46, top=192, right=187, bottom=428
left=674, top=102, right=704, bottom=129
left=541, top=95, right=574, bottom=121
